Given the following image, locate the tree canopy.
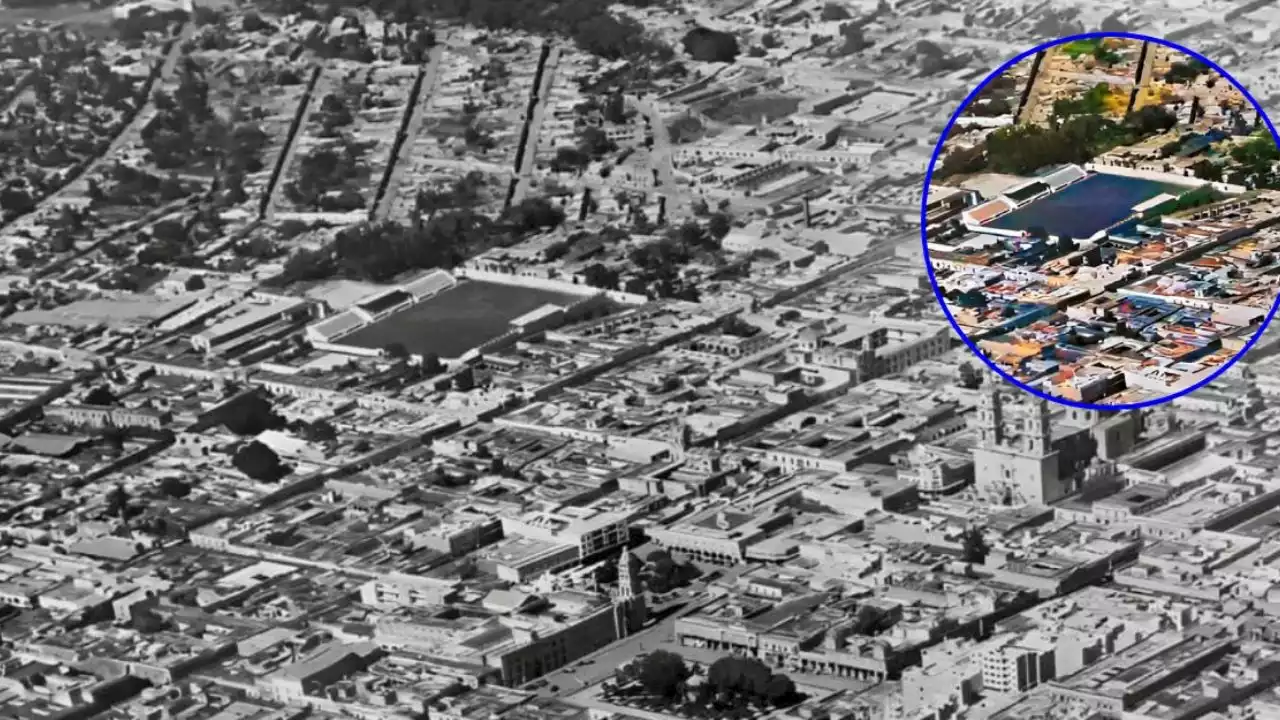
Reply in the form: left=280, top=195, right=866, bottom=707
left=218, top=393, right=287, bottom=436
left=232, top=440, right=289, bottom=483
left=681, top=27, right=739, bottom=63
left=961, top=526, right=990, bottom=564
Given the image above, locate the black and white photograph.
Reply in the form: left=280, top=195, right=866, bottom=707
left=0, top=1, right=1278, bottom=720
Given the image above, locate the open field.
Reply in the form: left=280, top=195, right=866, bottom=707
left=986, top=173, right=1183, bottom=239
left=340, top=280, right=582, bottom=357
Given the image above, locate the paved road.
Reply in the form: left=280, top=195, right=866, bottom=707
left=1129, top=41, right=1157, bottom=114
left=638, top=96, right=689, bottom=222
left=510, top=45, right=560, bottom=206
left=262, top=66, right=329, bottom=221
left=373, top=46, right=444, bottom=222
left=1016, top=48, right=1057, bottom=126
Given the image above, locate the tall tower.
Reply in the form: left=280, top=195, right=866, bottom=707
left=1023, top=397, right=1051, bottom=455
left=972, top=391, right=1067, bottom=506
left=977, top=384, right=1004, bottom=447
left=615, top=548, right=639, bottom=603
left=612, top=549, right=646, bottom=638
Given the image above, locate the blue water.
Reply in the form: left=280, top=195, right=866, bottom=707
left=987, top=173, right=1184, bottom=239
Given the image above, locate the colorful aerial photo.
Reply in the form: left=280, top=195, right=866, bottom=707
left=925, top=34, right=1280, bottom=407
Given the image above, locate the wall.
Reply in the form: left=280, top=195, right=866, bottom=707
left=1084, top=163, right=1248, bottom=195
left=454, top=266, right=649, bottom=306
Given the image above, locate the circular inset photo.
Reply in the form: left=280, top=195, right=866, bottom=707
left=922, top=32, right=1280, bottom=410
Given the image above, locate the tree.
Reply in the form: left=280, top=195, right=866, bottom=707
left=1125, top=105, right=1177, bottom=136
left=158, top=476, right=191, bottom=499
left=970, top=97, right=1012, bottom=117
left=219, top=393, right=287, bottom=436
left=1099, top=11, right=1127, bottom=32
left=84, top=385, right=118, bottom=406
left=581, top=263, right=620, bottom=290
left=820, top=3, right=850, bottom=20
left=100, top=426, right=128, bottom=456
left=579, top=126, right=617, bottom=158
left=708, top=212, right=732, bottom=240
left=850, top=604, right=884, bottom=635
left=232, top=441, right=288, bottom=482
left=1192, top=159, right=1223, bottom=181
left=635, top=650, right=691, bottom=700
left=242, top=11, right=275, bottom=33
left=681, top=27, right=739, bottom=63
left=1164, top=59, right=1209, bottom=85
left=503, top=197, right=565, bottom=234
left=0, top=186, right=35, bottom=216
left=957, top=361, right=982, bottom=389
left=936, top=144, right=986, bottom=179
left=707, top=656, right=777, bottom=706
left=834, top=22, right=871, bottom=56
left=594, top=560, right=618, bottom=587
left=603, top=91, right=627, bottom=124
left=304, top=419, right=338, bottom=443
left=185, top=275, right=206, bottom=291
left=105, top=483, right=130, bottom=520
left=764, top=674, right=797, bottom=706
left=961, top=526, right=990, bottom=564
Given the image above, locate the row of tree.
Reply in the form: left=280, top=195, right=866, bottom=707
left=622, top=651, right=799, bottom=710
left=264, top=0, right=672, bottom=63
left=940, top=105, right=1178, bottom=179
left=276, top=197, right=566, bottom=285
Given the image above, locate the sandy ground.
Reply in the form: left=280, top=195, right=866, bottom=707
left=957, top=172, right=1029, bottom=198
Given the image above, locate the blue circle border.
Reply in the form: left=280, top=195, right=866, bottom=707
left=920, top=30, right=1280, bottom=412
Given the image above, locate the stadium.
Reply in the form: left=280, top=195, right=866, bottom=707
left=305, top=270, right=614, bottom=361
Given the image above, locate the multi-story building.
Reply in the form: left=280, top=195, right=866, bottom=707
left=978, top=632, right=1057, bottom=695
left=501, top=508, right=630, bottom=564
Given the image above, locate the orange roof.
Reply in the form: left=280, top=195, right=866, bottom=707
left=966, top=199, right=1014, bottom=224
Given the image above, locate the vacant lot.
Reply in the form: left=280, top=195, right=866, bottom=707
left=341, top=280, right=583, bottom=358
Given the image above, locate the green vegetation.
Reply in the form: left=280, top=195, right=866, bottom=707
left=1060, top=38, right=1121, bottom=66
left=961, top=526, right=990, bottom=564
left=1052, top=83, right=1109, bottom=118
left=939, top=105, right=1178, bottom=179
left=1229, top=136, right=1280, bottom=188
left=261, top=0, right=673, bottom=63
left=681, top=27, right=739, bottom=63
left=1142, top=185, right=1226, bottom=223
left=612, top=652, right=799, bottom=713
left=232, top=440, right=289, bottom=483
left=276, top=197, right=565, bottom=285
left=1163, top=59, right=1211, bottom=85
left=284, top=137, right=378, bottom=212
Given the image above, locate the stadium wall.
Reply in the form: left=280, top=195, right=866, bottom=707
left=1085, top=163, right=1248, bottom=195
left=454, top=267, right=650, bottom=306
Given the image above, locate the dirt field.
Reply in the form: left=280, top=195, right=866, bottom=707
left=340, top=280, right=584, bottom=358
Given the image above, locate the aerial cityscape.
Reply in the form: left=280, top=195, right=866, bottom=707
left=2, top=2, right=1280, bottom=720
left=925, top=34, right=1280, bottom=406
